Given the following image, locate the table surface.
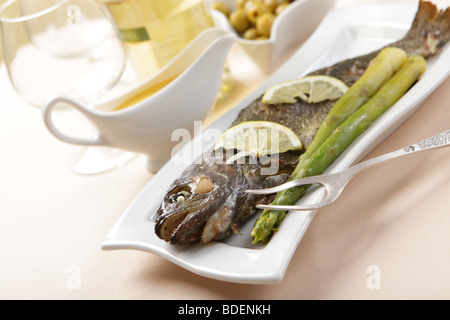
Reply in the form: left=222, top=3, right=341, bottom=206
left=1, top=0, right=450, bottom=300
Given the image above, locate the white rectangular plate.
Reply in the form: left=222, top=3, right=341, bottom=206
left=102, top=3, right=450, bottom=284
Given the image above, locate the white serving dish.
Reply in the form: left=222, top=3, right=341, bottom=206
left=210, top=0, right=336, bottom=72
left=102, top=3, right=450, bottom=284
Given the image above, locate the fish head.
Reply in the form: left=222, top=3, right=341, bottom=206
left=155, top=160, right=245, bottom=245
left=155, top=151, right=300, bottom=245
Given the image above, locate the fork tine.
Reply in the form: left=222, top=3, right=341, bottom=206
left=247, top=175, right=335, bottom=211
left=255, top=202, right=327, bottom=211
left=254, top=184, right=332, bottom=211
left=245, top=175, right=327, bottom=195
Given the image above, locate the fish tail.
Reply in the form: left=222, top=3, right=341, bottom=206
left=395, top=0, right=450, bottom=58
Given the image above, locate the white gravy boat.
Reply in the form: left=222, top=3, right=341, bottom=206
left=42, top=28, right=236, bottom=171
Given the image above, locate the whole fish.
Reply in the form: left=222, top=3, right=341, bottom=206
left=155, top=1, right=450, bottom=245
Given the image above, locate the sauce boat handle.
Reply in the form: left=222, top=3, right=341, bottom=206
left=42, top=94, right=108, bottom=147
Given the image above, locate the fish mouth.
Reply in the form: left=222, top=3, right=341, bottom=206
left=155, top=203, right=236, bottom=245
left=155, top=208, right=191, bottom=243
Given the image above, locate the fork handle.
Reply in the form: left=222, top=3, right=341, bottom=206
left=350, top=129, right=450, bottom=174
left=404, top=129, right=450, bottom=153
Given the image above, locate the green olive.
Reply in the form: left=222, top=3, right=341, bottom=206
left=244, top=0, right=268, bottom=24
left=243, top=27, right=259, bottom=40
left=210, top=1, right=230, bottom=17
left=236, top=0, right=250, bottom=9
left=229, top=8, right=251, bottom=33
left=256, top=12, right=275, bottom=37
left=275, top=2, right=290, bottom=15
left=264, top=0, right=287, bottom=13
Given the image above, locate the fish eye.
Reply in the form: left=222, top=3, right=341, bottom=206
left=169, top=186, right=192, bottom=204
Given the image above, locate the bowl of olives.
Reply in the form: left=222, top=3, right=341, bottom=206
left=209, top=0, right=336, bottom=72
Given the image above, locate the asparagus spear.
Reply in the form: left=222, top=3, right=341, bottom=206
left=251, top=55, right=427, bottom=244
left=306, top=47, right=407, bottom=157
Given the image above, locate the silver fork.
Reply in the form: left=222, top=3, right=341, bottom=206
left=246, top=129, right=450, bottom=211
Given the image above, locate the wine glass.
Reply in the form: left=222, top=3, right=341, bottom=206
left=0, top=0, right=135, bottom=174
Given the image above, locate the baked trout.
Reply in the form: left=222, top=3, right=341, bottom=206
left=155, top=1, right=450, bottom=245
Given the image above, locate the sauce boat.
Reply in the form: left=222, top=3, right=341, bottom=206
left=42, top=28, right=236, bottom=172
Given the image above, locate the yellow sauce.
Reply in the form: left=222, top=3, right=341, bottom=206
left=113, top=75, right=178, bottom=111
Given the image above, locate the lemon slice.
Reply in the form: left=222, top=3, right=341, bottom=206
left=214, top=121, right=302, bottom=162
left=262, top=75, right=349, bottom=104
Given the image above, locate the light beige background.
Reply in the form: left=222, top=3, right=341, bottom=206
left=0, top=0, right=5, bottom=63
left=0, top=0, right=449, bottom=300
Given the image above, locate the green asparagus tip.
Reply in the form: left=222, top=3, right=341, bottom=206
left=251, top=212, right=280, bottom=244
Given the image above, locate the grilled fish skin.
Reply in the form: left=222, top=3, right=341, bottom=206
left=155, top=1, right=450, bottom=245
